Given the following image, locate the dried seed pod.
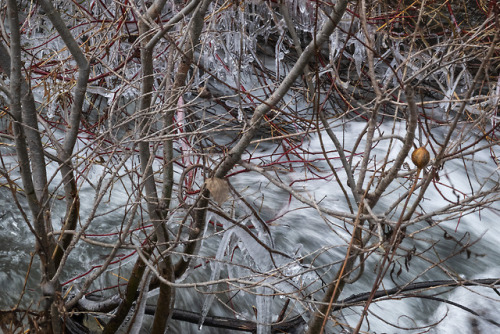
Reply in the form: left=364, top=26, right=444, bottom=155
left=411, top=147, right=430, bottom=169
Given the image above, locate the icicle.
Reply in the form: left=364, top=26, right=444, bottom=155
left=128, top=271, right=152, bottom=334
left=176, top=97, right=185, bottom=133
left=382, top=58, right=397, bottom=86
left=298, top=0, right=306, bottom=14
left=256, top=286, right=272, bottom=334
left=352, top=31, right=366, bottom=77
left=494, top=76, right=500, bottom=108
left=233, top=219, right=273, bottom=273
left=47, top=97, right=57, bottom=119
left=177, top=96, right=193, bottom=166
left=329, top=29, right=339, bottom=62
left=198, top=229, right=235, bottom=329
left=86, top=85, right=117, bottom=106
left=199, top=211, right=213, bottom=251
left=249, top=215, right=274, bottom=249
left=237, top=107, right=244, bottom=123
left=275, top=27, right=286, bottom=78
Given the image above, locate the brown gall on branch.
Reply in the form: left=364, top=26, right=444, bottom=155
left=412, top=146, right=430, bottom=170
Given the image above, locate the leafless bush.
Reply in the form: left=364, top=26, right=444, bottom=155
left=0, top=1, right=499, bottom=333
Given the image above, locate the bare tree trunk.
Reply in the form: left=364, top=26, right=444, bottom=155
left=165, top=0, right=213, bottom=279
left=102, top=252, right=149, bottom=334
left=4, top=1, right=57, bottom=331
left=136, top=1, right=174, bottom=332
left=100, top=1, right=206, bottom=331
left=2, top=0, right=91, bottom=332
left=37, top=0, right=90, bottom=275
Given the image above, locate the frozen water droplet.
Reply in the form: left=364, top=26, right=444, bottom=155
left=238, top=108, right=243, bottom=122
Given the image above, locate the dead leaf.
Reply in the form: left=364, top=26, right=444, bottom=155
left=205, top=177, right=230, bottom=205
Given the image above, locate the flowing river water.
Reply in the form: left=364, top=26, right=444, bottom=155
left=0, top=120, right=499, bottom=333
